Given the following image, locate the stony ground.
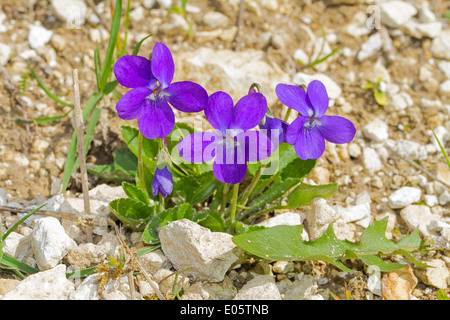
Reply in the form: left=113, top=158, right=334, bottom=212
left=0, top=0, right=450, bottom=300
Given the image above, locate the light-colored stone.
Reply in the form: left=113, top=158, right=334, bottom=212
left=182, top=277, right=237, bottom=300
left=69, top=274, right=100, bottom=300
left=388, top=187, right=422, bottom=209
left=335, top=202, right=371, bottom=224
left=306, top=198, right=340, bottom=241
left=51, top=0, right=88, bottom=27
left=292, top=72, right=341, bottom=101
left=363, top=147, right=383, bottom=175
left=137, top=249, right=171, bottom=275
left=2, top=265, right=74, bottom=300
left=272, top=261, right=294, bottom=274
left=202, top=11, right=230, bottom=28
left=175, top=47, right=289, bottom=107
left=31, top=217, right=77, bottom=270
left=394, top=139, right=428, bottom=161
left=0, top=43, right=11, bottom=66
left=159, top=219, right=243, bottom=282
left=431, top=31, right=450, bottom=60
left=363, top=118, right=389, bottom=142
left=382, top=266, right=418, bottom=300
left=358, top=32, right=383, bottom=62
left=256, top=212, right=305, bottom=228
left=284, top=274, right=318, bottom=300
left=380, top=1, right=417, bottom=28
left=28, top=25, right=53, bottom=49
left=234, top=274, right=281, bottom=300
left=0, top=279, right=20, bottom=295
left=415, top=259, right=449, bottom=289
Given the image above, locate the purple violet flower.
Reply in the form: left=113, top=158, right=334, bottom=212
left=177, top=91, right=274, bottom=184
left=151, top=165, right=173, bottom=198
left=113, top=42, right=208, bottom=139
left=259, top=116, right=288, bottom=146
left=276, top=80, right=356, bottom=160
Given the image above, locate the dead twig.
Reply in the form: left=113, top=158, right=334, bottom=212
left=233, top=0, right=245, bottom=51
left=115, top=227, right=165, bottom=300
left=384, top=142, right=450, bottom=190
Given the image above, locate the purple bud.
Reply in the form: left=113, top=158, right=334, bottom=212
left=151, top=165, right=173, bottom=199
left=259, top=117, right=288, bottom=145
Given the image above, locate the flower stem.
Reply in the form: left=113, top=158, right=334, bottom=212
left=283, top=108, right=292, bottom=122
left=240, top=162, right=267, bottom=207
left=220, top=183, right=230, bottom=216
left=229, top=183, right=239, bottom=233
left=159, top=193, right=165, bottom=211
left=137, top=131, right=146, bottom=194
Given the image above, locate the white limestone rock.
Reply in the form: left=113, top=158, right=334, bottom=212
left=388, top=187, right=421, bottom=209
left=380, top=1, right=417, bottom=28
left=234, top=275, right=281, bottom=300
left=31, top=217, right=77, bottom=270
left=159, top=219, right=243, bottom=282
left=363, top=118, right=389, bottom=142
left=1, top=265, right=74, bottom=300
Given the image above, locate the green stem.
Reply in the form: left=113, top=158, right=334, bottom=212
left=283, top=108, right=292, bottom=122
left=240, top=163, right=266, bottom=207
left=229, top=183, right=239, bottom=233
left=220, top=183, right=230, bottom=216
left=159, top=194, right=165, bottom=211
left=137, top=131, right=146, bottom=194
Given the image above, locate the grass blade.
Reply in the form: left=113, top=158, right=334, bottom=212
left=1, top=253, right=39, bottom=275
left=2, top=203, right=46, bottom=241
left=432, top=129, right=450, bottom=171
left=98, top=0, right=122, bottom=91
left=26, top=63, right=73, bottom=107
left=131, top=34, right=152, bottom=56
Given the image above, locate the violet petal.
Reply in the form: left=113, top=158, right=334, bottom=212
left=318, top=115, right=356, bottom=144
left=114, top=55, right=156, bottom=89
left=205, top=91, right=234, bottom=133
left=307, top=80, right=329, bottom=118
left=230, top=93, right=267, bottom=132
left=138, top=98, right=175, bottom=139
left=151, top=42, right=175, bottom=89
left=115, top=87, right=151, bottom=120
left=276, top=83, right=314, bottom=117
left=165, top=81, right=208, bottom=113
left=294, top=127, right=326, bottom=160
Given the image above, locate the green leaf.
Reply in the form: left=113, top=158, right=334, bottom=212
left=374, top=88, right=386, bottom=106
left=87, top=148, right=137, bottom=183
left=142, top=203, right=194, bottom=244
left=245, top=177, right=300, bottom=214
left=121, top=126, right=159, bottom=160
left=98, top=0, right=122, bottom=91
left=437, top=289, right=450, bottom=300
left=174, top=171, right=218, bottom=205
left=286, top=182, right=338, bottom=208
left=1, top=253, right=39, bottom=275
left=361, top=82, right=374, bottom=90
left=109, top=198, right=158, bottom=231
left=232, top=218, right=427, bottom=272
left=193, top=209, right=227, bottom=232
left=280, top=158, right=316, bottom=180
left=103, top=80, right=119, bottom=95
left=122, top=182, right=149, bottom=204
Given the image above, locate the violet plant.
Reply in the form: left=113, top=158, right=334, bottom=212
left=105, top=41, right=429, bottom=273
